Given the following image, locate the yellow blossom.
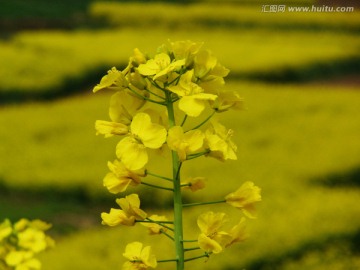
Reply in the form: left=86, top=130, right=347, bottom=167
left=122, top=242, right=157, bottom=270
left=141, top=215, right=169, bottom=235
left=103, top=160, right=144, bottom=194
left=116, top=113, right=167, bottom=170
left=197, top=212, right=232, bottom=254
left=169, top=40, right=203, bottom=66
left=93, top=67, right=128, bottom=93
left=194, top=50, right=229, bottom=80
left=168, top=70, right=217, bottom=117
left=181, top=177, right=206, bottom=192
left=225, top=181, right=262, bottom=219
left=116, top=194, right=147, bottom=220
left=95, top=120, right=129, bottom=138
left=167, top=126, right=204, bottom=161
left=138, top=53, right=185, bottom=81
left=17, top=228, right=47, bottom=253
left=0, top=219, right=12, bottom=241
left=205, top=121, right=237, bottom=161
left=210, top=89, right=243, bottom=112
left=226, top=217, right=249, bottom=247
left=101, top=208, right=135, bottom=227
left=5, top=251, right=41, bottom=270
left=109, top=90, right=146, bottom=126
left=101, top=194, right=147, bottom=227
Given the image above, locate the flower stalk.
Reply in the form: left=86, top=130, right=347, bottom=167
left=93, top=40, right=262, bottom=270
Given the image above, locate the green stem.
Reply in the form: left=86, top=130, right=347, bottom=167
left=146, top=217, right=174, bottom=232
left=166, top=91, right=185, bottom=270
left=186, top=150, right=210, bottom=160
left=158, top=259, right=178, bottom=263
left=161, top=229, right=175, bottom=241
left=182, top=239, right=198, bottom=243
left=180, top=115, right=188, bottom=126
left=189, top=110, right=216, bottom=131
left=141, top=181, right=173, bottom=191
left=184, top=253, right=210, bottom=262
left=128, top=85, right=166, bottom=105
left=184, top=247, right=201, bottom=252
left=183, top=199, right=226, bottom=208
left=146, top=171, right=173, bottom=182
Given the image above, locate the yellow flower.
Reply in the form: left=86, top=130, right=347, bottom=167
left=205, top=121, right=237, bottom=161
left=225, top=181, right=262, bottom=219
left=5, top=251, right=41, bottom=270
left=169, top=40, right=203, bottom=66
left=101, top=194, right=147, bottom=227
left=17, top=228, right=47, bottom=253
left=194, top=50, right=229, bottom=80
left=167, top=126, right=204, bottom=161
left=93, top=67, right=128, bottom=93
left=197, top=212, right=232, bottom=254
left=117, top=194, right=147, bottom=220
left=116, top=113, right=167, bottom=170
left=103, top=160, right=144, bottom=194
left=0, top=219, right=12, bottom=241
left=138, top=53, right=185, bottom=81
left=141, top=215, right=169, bottom=235
left=168, top=70, right=217, bottom=117
left=109, top=90, right=146, bottom=126
left=101, top=208, right=135, bottom=227
left=122, top=242, right=157, bottom=270
left=95, top=120, right=129, bottom=138
left=226, top=217, right=249, bottom=248
left=181, top=177, right=206, bottom=192
left=210, top=89, right=243, bottom=112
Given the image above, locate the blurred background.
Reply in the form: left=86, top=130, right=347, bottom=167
left=1, top=0, right=360, bottom=269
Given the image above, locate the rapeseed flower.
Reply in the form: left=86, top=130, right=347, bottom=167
left=122, top=242, right=157, bottom=270
left=116, top=113, right=167, bottom=170
left=109, top=91, right=146, bottom=126
left=167, top=126, right=204, bottom=161
left=181, top=177, right=206, bottom=192
left=103, top=160, right=144, bottom=194
left=225, top=217, right=249, bottom=247
left=225, top=181, right=262, bottom=219
left=101, top=194, right=147, bottom=226
left=197, top=211, right=232, bottom=254
left=5, top=251, right=41, bottom=270
left=95, top=120, right=128, bottom=138
left=205, top=121, right=237, bottom=161
left=93, top=67, right=128, bottom=93
left=168, top=70, right=217, bottom=117
left=138, top=53, right=185, bottom=81
left=169, top=40, right=203, bottom=66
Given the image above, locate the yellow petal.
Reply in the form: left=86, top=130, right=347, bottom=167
left=116, top=137, right=148, bottom=170
left=101, top=209, right=135, bottom=226
left=131, top=113, right=167, bottom=149
left=198, top=233, right=223, bottom=254
left=95, top=120, right=128, bottom=137
left=141, top=246, right=157, bottom=268
left=123, top=242, right=143, bottom=260
left=197, top=211, right=227, bottom=235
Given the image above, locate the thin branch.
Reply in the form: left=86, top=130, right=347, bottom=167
left=183, top=199, right=226, bottom=208
left=146, top=171, right=173, bottom=182
left=184, top=253, right=210, bottom=262
left=188, top=110, right=216, bottom=131
left=141, top=181, right=173, bottom=191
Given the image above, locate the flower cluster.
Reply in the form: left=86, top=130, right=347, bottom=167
left=0, top=219, right=54, bottom=270
left=93, top=40, right=260, bottom=270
